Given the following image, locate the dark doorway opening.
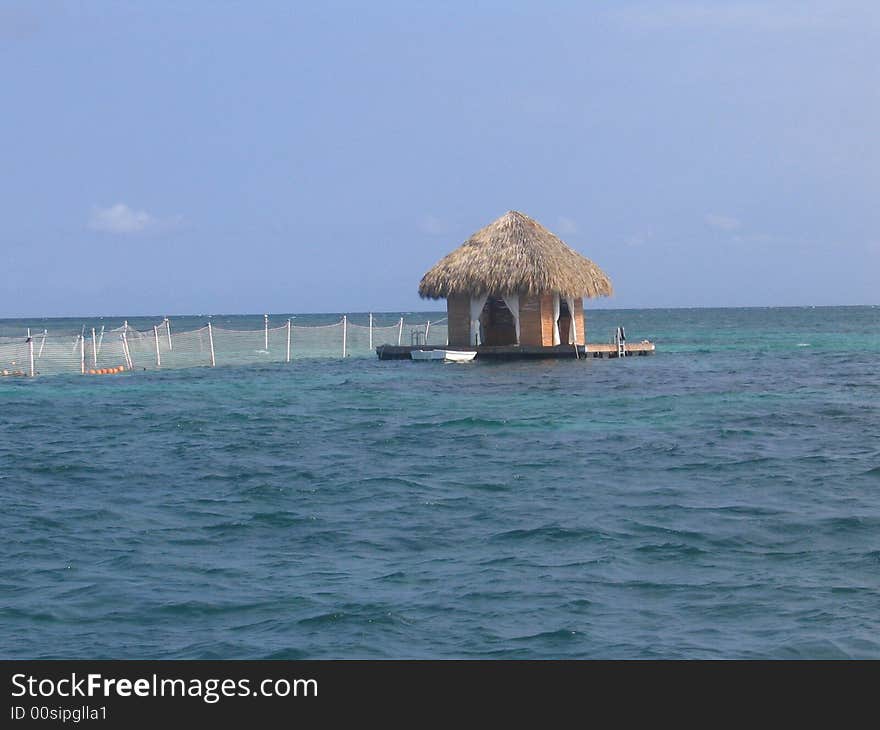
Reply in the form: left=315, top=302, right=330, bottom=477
left=558, top=299, right=572, bottom=346
left=480, top=297, right=517, bottom=346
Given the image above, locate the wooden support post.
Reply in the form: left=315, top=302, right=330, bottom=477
left=27, top=337, right=34, bottom=377
left=165, top=317, right=173, bottom=350
left=153, top=325, right=162, bottom=367
left=207, top=322, right=216, bottom=367
left=369, top=312, right=373, bottom=351
left=91, top=328, right=98, bottom=368
left=264, top=313, right=269, bottom=351
left=397, top=317, right=404, bottom=346
left=286, top=319, right=291, bottom=363
left=121, top=332, right=133, bottom=370
left=342, top=315, right=347, bottom=358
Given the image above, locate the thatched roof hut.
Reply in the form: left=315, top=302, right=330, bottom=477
left=419, top=210, right=612, bottom=348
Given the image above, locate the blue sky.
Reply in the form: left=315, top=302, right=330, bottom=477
left=1, top=1, right=877, bottom=316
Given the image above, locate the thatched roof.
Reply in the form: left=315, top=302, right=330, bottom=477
left=419, top=210, right=613, bottom=300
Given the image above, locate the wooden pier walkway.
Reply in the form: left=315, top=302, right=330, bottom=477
left=377, top=342, right=655, bottom=360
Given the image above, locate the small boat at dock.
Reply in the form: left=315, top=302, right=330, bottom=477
left=410, top=349, right=477, bottom=363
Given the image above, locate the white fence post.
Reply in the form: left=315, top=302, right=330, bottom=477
left=121, top=332, right=133, bottom=370
left=80, top=335, right=85, bottom=374
left=91, top=328, right=98, bottom=368
left=369, top=312, right=373, bottom=351
left=286, top=319, right=291, bottom=363
left=153, top=325, right=162, bottom=367
left=264, top=313, right=269, bottom=351
left=165, top=317, right=173, bottom=351
left=397, top=317, right=404, bottom=345
left=38, top=329, right=46, bottom=358
left=425, top=320, right=431, bottom=343
left=207, top=322, right=216, bottom=367
left=342, top=315, right=347, bottom=358
left=28, top=336, right=34, bottom=377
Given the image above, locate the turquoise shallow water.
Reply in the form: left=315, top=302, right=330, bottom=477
left=1, top=306, right=879, bottom=658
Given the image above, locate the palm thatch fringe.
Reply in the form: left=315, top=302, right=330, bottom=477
left=418, top=210, right=613, bottom=300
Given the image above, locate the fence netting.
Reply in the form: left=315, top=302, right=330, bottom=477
left=0, top=316, right=448, bottom=377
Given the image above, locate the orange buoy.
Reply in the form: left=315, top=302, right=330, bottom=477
left=88, top=369, right=96, bottom=375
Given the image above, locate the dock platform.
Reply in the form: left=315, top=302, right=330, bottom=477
left=377, top=342, right=655, bottom=360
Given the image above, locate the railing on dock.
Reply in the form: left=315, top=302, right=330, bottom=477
left=0, top=315, right=449, bottom=378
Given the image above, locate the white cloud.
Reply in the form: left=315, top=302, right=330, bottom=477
left=0, top=6, right=41, bottom=43
left=704, top=213, right=741, bottom=232
left=613, top=1, right=872, bottom=32
left=556, top=217, right=578, bottom=235
left=624, top=232, right=651, bottom=247
left=418, top=215, right=452, bottom=236
left=88, top=204, right=178, bottom=235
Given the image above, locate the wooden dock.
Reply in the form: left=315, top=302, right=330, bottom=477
left=377, top=342, right=655, bottom=360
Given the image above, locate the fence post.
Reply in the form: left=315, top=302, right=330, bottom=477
left=153, top=325, right=162, bottom=367
left=28, top=337, right=34, bottom=377
left=91, top=328, right=98, bottom=368
left=97, top=325, right=105, bottom=353
left=121, top=332, right=133, bottom=370
left=264, top=313, right=269, bottom=351
left=286, top=319, right=291, bottom=363
left=38, top=329, right=46, bottom=358
left=425, top=320, right=431, bottom=343
left=207, top=322, right=216, bottom=367
left=369, top=312, right=373, bottom=351
left=397, top=317, right=404, bottom=346
left=165, top=317, right=173, bottom=351
left=80, top=335, right=85, bottom=374
left=342, top=315, right=347, bottom=358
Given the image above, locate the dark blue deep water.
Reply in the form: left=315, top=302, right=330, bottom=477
left=2, top=306, right=879, bottom=658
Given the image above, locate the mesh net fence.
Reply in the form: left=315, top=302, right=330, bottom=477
left=0, top=316, right=449, bottom=378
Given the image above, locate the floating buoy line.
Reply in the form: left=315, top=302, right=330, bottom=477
left=86, top=365, right=128, bottom=375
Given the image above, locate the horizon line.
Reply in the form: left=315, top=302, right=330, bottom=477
left=0, top=302, right=878, bottom=321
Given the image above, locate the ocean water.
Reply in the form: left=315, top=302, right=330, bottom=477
left=1, top=306, right=878, bottom=659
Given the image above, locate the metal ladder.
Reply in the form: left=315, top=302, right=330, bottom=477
left=615, top=327, right=626, bottom=358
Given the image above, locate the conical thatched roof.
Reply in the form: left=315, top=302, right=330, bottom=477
left=419, top=210, right=613, bottom=300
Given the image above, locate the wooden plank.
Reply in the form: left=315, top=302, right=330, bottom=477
left=377, top=342, right=655, bottom=360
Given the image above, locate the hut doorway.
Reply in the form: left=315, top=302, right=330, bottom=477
left=479, top=296, right=518, bottom=346
left=558, top=299, right=572, bottom=346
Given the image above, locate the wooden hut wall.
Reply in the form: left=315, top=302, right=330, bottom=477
left=540, top=293, right=558, bottom=346
left=446, top=294, right=471, bottom=346
left=574, top=297, right=585, bottom=344
left=557, top=296, right=585, bottom=346
left=447, top=292, right=586, bottom=348
left=518, top=294, right=543, bottom=346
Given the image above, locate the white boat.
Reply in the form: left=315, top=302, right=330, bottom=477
left=411, top=349, right=477, bottom=363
